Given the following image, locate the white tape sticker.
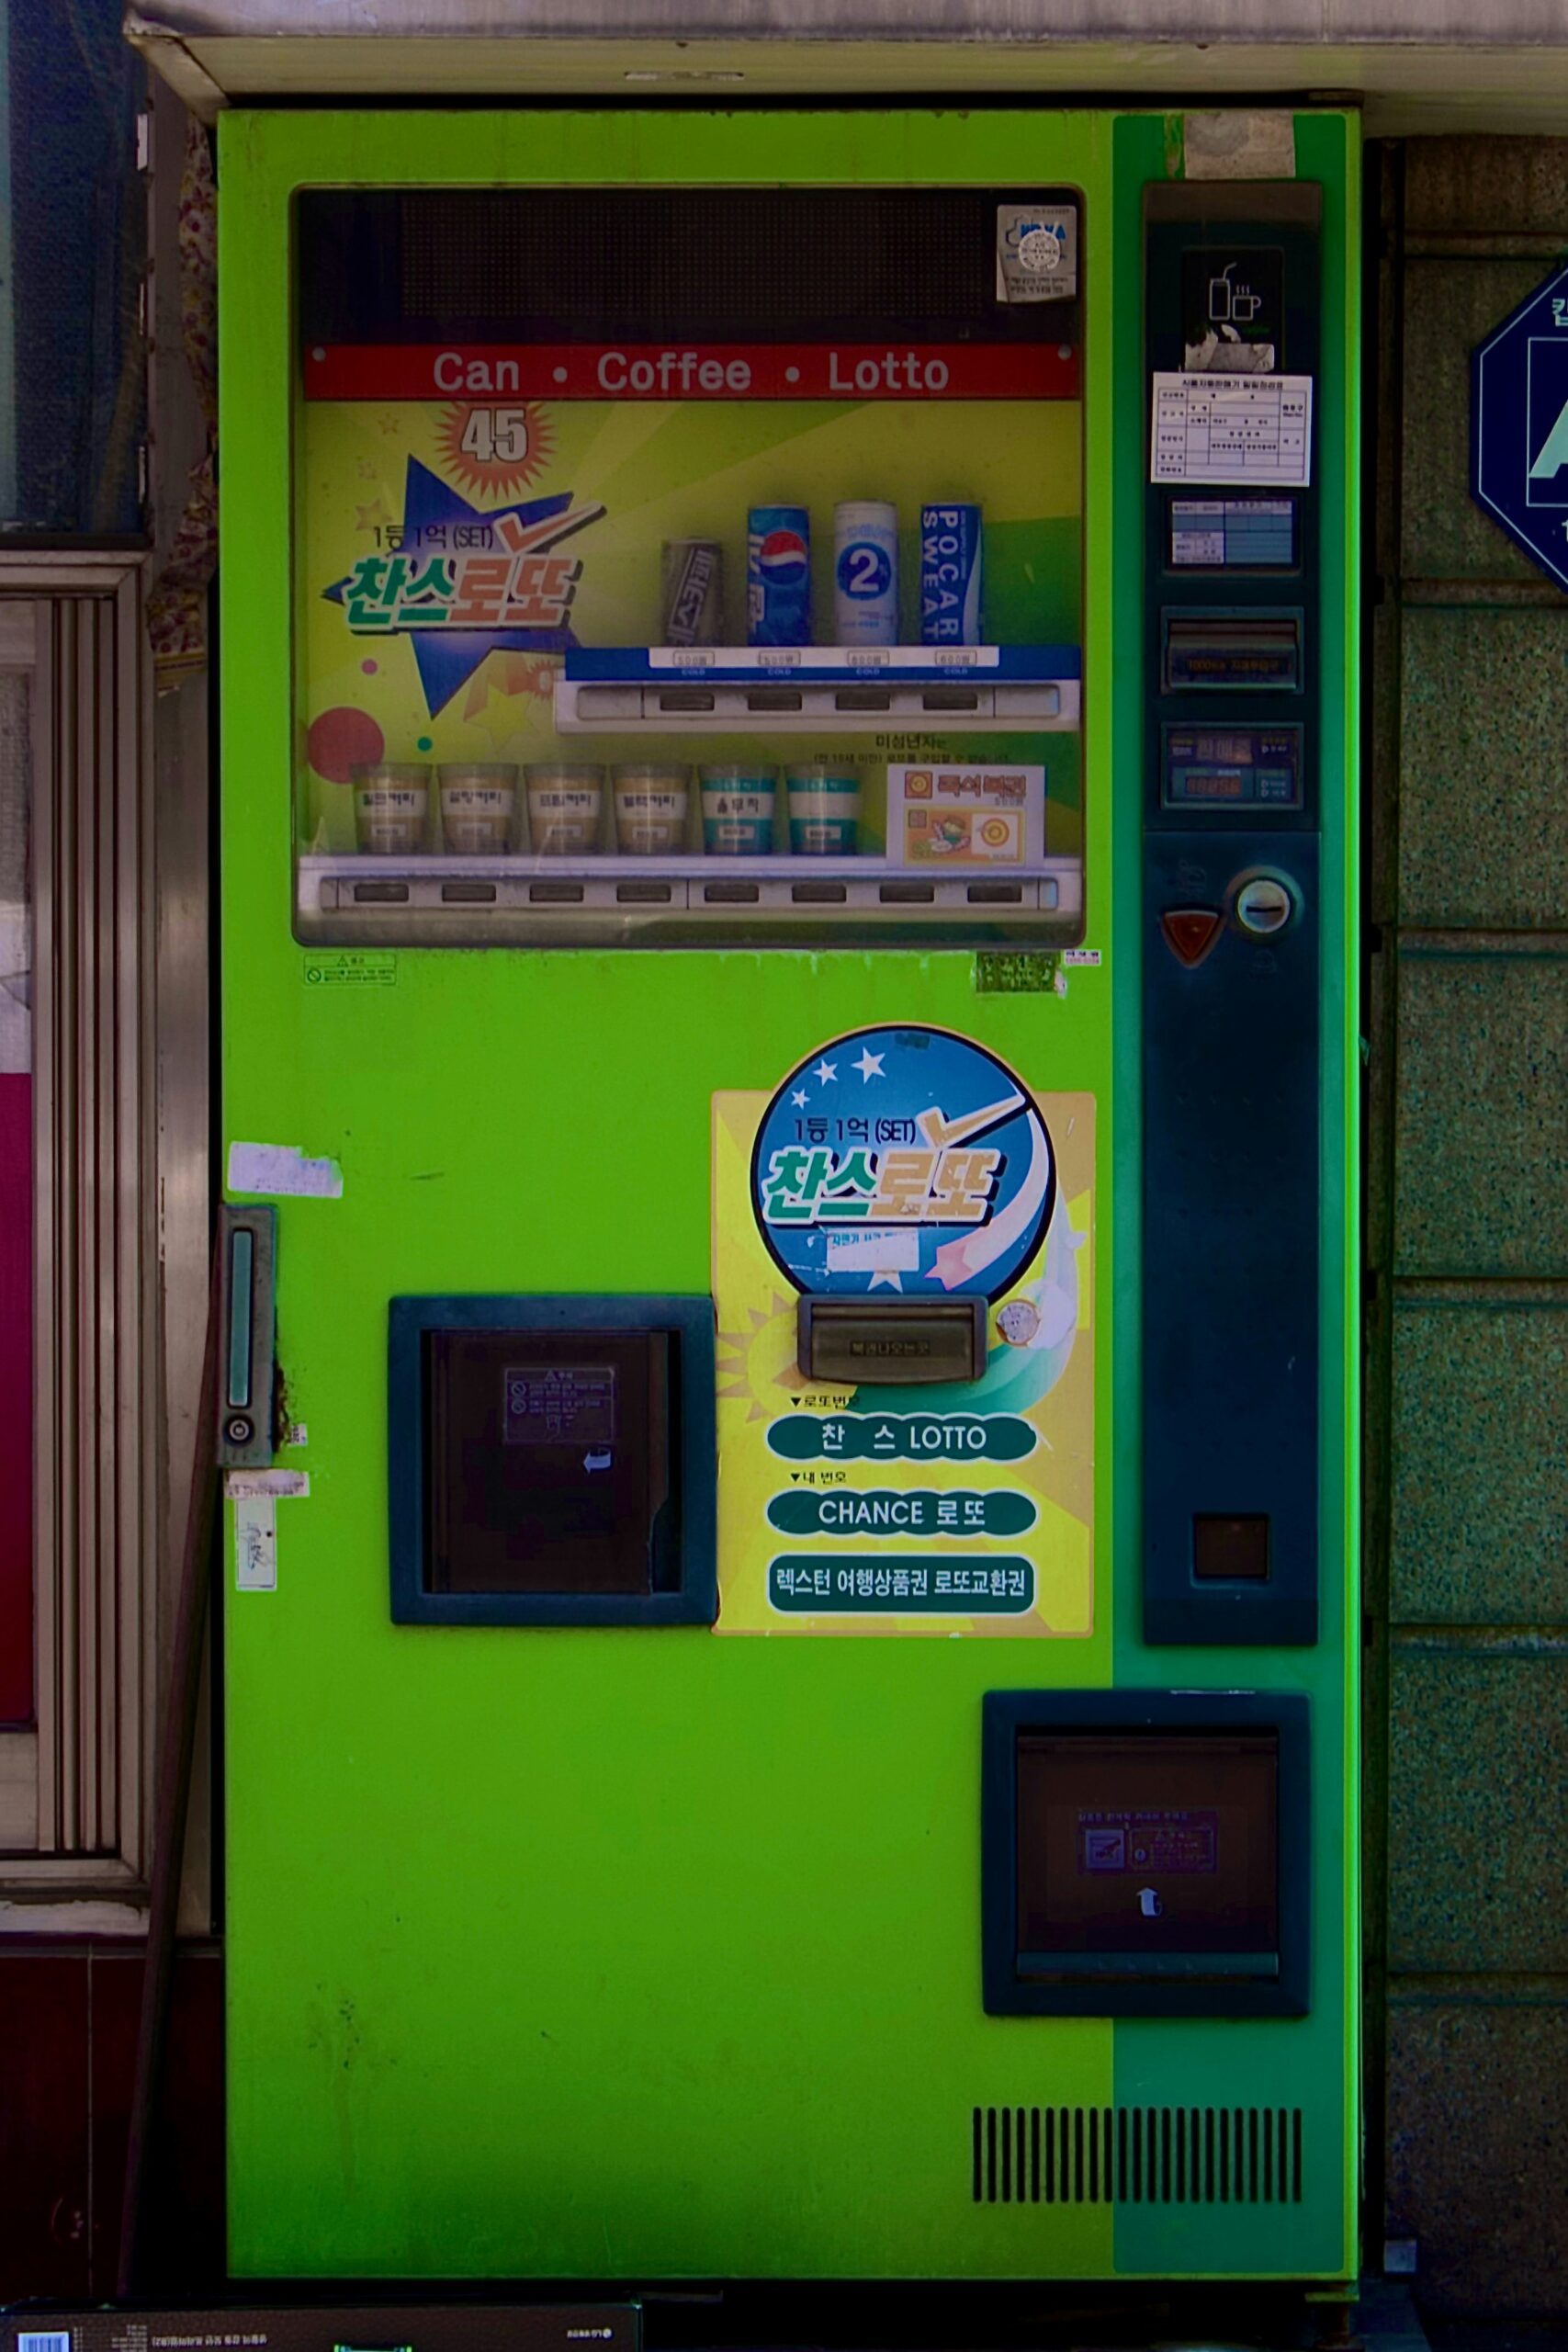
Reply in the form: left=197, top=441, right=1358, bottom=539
left=825, top=1227, right=922, bottom=1272
left=227, top=1140, right=344, bottom=1199
left=234, top=1495, right=277, bottom=1590
left=225, top=1468, right=310, bottom=1500
left=1183, top=111, right=1297, bottom=182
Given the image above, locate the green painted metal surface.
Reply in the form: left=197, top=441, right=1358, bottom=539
left=218, top=105, right=1359, bottom=2284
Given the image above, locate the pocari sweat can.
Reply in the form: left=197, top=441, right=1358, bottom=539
left=747, top=505, right=812, bottom=647
left=833, top=500, right=899, bottom=647
left=919, top=503, right=984, bottom=646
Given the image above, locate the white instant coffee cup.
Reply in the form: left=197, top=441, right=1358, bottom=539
left=438, top=763, right=517, bottom=854
left=354, top=762, right=430, bottom=855
left=525, top=763, right=604, bottom=855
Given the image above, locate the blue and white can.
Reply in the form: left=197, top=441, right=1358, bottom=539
left=747, top=505, right=812, bottom=647
left=919, top=503, right=984, bottom=646
left=833, top=500, right=898, bottom=647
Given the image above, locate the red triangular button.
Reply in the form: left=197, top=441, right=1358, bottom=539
left=1160, top=907, right=1223, bottom=967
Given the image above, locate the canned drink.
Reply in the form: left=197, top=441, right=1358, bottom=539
left=834, top=501, right=899, bottom=648
left=747, top=505, right=812, bottom=647
left=919, top=503, right=984, bottom=646
left=661, top=538, right=723, bottom=647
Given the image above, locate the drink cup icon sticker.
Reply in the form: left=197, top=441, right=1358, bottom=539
left=1208, top=263, right=1264, bottom=327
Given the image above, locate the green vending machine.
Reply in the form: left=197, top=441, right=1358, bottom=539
left=218, top=107, right=1359, bottom=2287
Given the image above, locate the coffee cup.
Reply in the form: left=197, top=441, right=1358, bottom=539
left=353, top=763, right=429, bottom=854
left=438, top=763, right=517, bottom=854
left=614, top=763, right=690, bottom=855
left=525, top=763, right=604, bottom=855
left=700, top=764, right=776, bottom=855
left=785, top=763, right=861, bottom=855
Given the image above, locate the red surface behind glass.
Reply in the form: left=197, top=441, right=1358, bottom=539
left=0, top=1073, right=32, bottom=1722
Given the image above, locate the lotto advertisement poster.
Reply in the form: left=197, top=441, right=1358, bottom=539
left=296, top=345, right=1083, bottom=853
left=712, top=1024, right=1095, bottom=1638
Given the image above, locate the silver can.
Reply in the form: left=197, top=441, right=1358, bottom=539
left=661, top=538, right=724, bottom=646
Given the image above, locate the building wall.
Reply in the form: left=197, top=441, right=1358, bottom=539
left=1368, top=134, right=1568, bottom=2319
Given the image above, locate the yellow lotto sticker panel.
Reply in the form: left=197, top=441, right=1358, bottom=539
left=712, top=1088, right=1095, bottom=1639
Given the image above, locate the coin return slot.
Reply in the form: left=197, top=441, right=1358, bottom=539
left=792, top=881, right=847, bottom=904
left=657, top=689, right=716, bottom=713
left=746, top=688, right=803, bottom=712
left=835, top=687, right=893, bottom=712
left=530, top=881, right=584, bottom=904
left=441, top=882, right=496, bottom=904
left=921, top=688, right=981, bottom=712
left=354, top=881, right=409, bottom=903
left=705, top=881, right=759, bottom=903
left=616, top=881, right=673, bottom=904
left=880, top=881, right=935, bottom=904
left=967, top=882, right=1023, bottom=904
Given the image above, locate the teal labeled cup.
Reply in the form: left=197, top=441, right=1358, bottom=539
left=700, top=763, right=777, bottom=854
left=785, top=762, right=861, bottom=855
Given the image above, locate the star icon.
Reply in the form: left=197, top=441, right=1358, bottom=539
left=814, top=1058, right=838, bottom=1085
left=790, top=1089, right=809, bottom=1108
left=852, top=1048, right=886, bottom=1082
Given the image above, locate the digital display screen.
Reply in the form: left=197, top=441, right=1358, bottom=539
left=1015, top=1730, right=1279, bottom=1962
left=1169, top=495, right=1297, bottom=570
left=1164, top=723, right=1303, bottom=810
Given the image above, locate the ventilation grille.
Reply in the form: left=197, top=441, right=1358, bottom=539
left=972, top=2105, right=1303, bottom=2204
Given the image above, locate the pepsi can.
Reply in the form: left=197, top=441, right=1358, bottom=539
left=833, top=500, right=898, bottom=647
left=747, top=505, right=812, bottom=647
left=919, top=503, right=984, bottom=646
left=661, top=538, right=723, bottom=646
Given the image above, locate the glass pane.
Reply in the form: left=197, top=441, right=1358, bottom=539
left=2, top=0, right=145, bottom=533
left=0, top=666, right=29, bottom=1723
left=293, top=185, right=1084, bottom=948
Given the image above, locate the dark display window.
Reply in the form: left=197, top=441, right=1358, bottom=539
left=982, top=1690, right=1310, bottom=2018
left=389, top=1294, right=716, bottom=1626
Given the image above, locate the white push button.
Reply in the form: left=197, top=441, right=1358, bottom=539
left=1234, top=875, right=1294, bottom=936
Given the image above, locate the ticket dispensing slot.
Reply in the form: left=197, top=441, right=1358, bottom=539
left=388, top=1295, right=716, bottom=1626
left=981, top=1690, right=1310, bottom=2018
left=797, top=1295, right=987, bottom=1386
left=1162, top=610, right=1302, bottom=694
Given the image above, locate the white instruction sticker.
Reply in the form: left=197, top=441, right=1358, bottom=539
left=1150, top=372, right=1312, bottom=488
left=225, top=1468, right=310, bottom=1500
left=234, top=1495, right=277, bottom=1590
left=228, top=1140, right=344, bottom=1199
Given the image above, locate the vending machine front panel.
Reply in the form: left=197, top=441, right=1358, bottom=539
left=218, top=107, right=1359, bottom=2290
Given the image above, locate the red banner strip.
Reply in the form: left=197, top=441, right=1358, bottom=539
left=303, top=342, right=1078, bottom=403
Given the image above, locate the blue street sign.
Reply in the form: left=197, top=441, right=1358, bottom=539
left=1472, top=260, right=1568, bottom=589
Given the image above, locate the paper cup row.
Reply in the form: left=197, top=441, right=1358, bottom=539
left=351, top=762, right=862, bottom=857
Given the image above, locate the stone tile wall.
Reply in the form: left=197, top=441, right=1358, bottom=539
left=1371, top=135, right=1568, bottom=2316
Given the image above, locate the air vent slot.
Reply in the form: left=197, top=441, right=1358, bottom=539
left=971, top=2105, right=1303, bottom=2205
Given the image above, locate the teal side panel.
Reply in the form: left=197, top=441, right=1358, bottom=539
left=1109, top=109, right=1360, bottom=2281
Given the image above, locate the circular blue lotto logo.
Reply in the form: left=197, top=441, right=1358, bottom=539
left=836, top=540, right=894, bottom=600
left=750, top=1025, right=1055, bottom=1300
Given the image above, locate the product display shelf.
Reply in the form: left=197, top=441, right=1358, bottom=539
left=554, top=643, right=1082, bottom=731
